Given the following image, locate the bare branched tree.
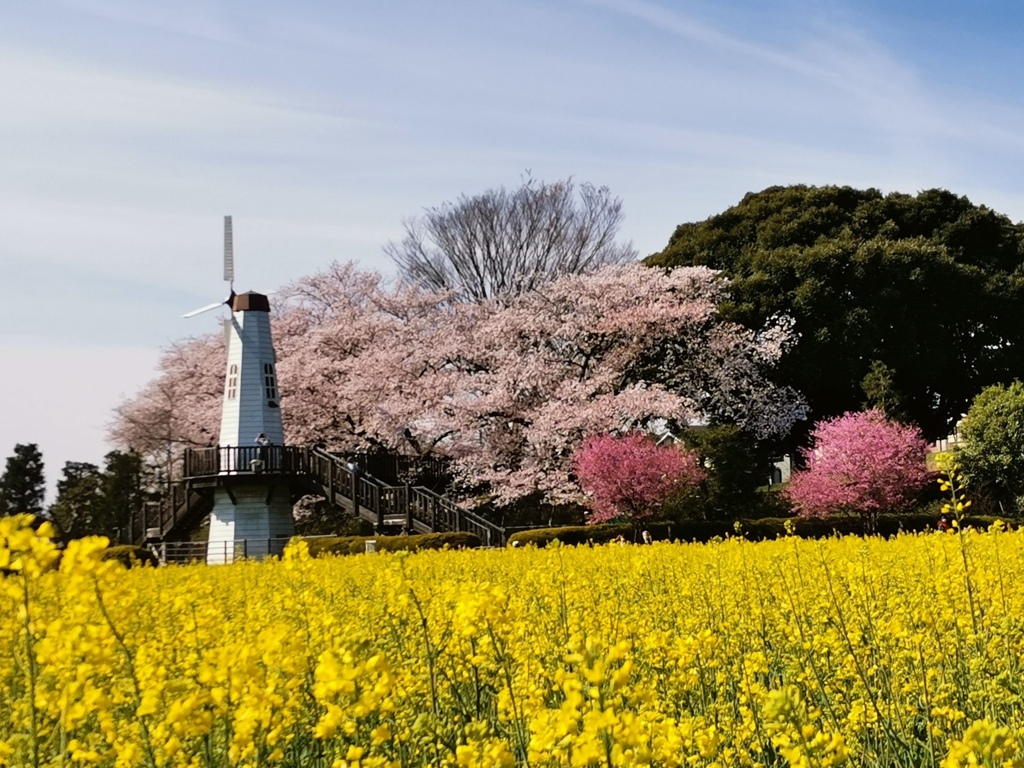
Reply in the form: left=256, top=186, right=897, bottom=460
left=385, top=175, right=637, bottom=303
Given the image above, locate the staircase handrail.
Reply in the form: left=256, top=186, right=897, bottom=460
left=406, top=484, right=504, bottom=546
left=309, top=447, right=505, bottom=545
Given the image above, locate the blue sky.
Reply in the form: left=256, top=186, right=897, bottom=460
left=3, top=0, right=1024, bottom=500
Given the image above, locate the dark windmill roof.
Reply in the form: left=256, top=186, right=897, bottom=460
left=231, top=292, right=270, bottom=312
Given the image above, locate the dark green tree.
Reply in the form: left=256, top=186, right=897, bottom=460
left=49, top=462, right=106, bottom=539
left=100, top=450, right=147, bottom=544
left=676, top=425, right=787, bottom=520
left=49, top=452, right=149, bottom=542
left=647, top=185, right=1024, bottom=443
left=955, top=382, right=1024, bottom=514
left=0, top=443, right=46, bottom=517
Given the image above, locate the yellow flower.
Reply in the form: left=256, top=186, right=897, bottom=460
left=5, top=517, right=1024, bottom=766
left=943, top=720, right=1024, bottom=768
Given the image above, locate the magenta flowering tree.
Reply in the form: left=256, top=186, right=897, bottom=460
left=572, top=431, right=705, bottom=524
left=786, top=409, right=931, bottom=527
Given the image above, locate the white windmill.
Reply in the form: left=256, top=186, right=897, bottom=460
left=184, top=216, right=294, bottom=563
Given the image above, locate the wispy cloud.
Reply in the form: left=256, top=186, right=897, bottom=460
left=0, top=47, right=368, bottom=144
left=54, top=0, right=236, bottom=43
left=0, top=48, right=396, bottom=285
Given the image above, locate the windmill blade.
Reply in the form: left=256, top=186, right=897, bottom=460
left=182, top=300, right=226, bottom=319
left=223, top=215, right=234, bottom=284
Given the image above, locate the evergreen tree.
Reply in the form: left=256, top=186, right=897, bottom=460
left=49, top=462, right=105, bottom=539
left=0, top=443, right=46, bottom=517
left=49, top=452, right=149, bottom=542
left=100, top=450, right=147, bottom=544
left=678, top=425, right=782, bottom=520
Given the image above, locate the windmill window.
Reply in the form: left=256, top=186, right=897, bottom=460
left=226, top=364, right=239, bottom=400
left=263, top=363, right=278, bottom=401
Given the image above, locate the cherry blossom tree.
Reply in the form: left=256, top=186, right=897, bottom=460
left=275, top=263, right=805, bottom=503
left=111, top=262, right=807, bottom=506
left=573, top=431, right=705, bottom=523
left=109, top=335, right=224, bottom=479
left=786, top=409, right=931, bottom=528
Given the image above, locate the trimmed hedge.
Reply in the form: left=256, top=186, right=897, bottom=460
left=304, top=532, right=482, bottom=557
left=505, top=513, right=1015, bottom=548
left=508, top=524, right=632, bottom=548
left=102, top=545, right=160, bottom=568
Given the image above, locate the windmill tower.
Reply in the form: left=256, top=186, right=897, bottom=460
left=184, top=217, right=294, bottom=563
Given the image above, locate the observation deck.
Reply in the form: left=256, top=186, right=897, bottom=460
left=133, top=445, right=506, bottom=547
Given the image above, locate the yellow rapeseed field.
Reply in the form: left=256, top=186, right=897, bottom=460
left=3, top=513, right=1024, bottom=768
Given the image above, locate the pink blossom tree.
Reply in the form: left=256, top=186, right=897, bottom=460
left=108, top=335, right=224, bottom=480
left=276, top=263, right=805, bottom=504
left=572, top=431, right=705, bottom=524
left=786, top=409, right=931, bottom=528
left=112, top=262, right=807, bottom=506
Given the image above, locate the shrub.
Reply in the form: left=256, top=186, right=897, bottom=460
left=507, top=524, right=631, bottom=548
left=505, top=513, right=1013, bottom=548
left=956, top=381, right=1024, bottom=513
left=101, top=545, right=159, bottom=568
left=304, top=532, right=481, bottom=557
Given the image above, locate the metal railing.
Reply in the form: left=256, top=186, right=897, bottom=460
left=130, top=488, right=210, bottom=546
left=152, top=538, right=291, bottom=565
left=307, top=448, right=505, bottom=544
left=347, top=451, right=451, bottom=489
left=184, top=445, right=311, bottom=477
left=143, top=445, right=512, bottom=546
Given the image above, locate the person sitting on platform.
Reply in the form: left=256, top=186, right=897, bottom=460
left=254, top=433, right=271, bottom=472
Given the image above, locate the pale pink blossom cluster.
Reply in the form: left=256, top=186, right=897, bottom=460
left=109, top=335, right=226, bottom=467
left=112, top=263, right=806, bottom=504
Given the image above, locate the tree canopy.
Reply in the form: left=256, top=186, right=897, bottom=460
left=0, top=443, right=45, bottom=517
left=385, top=175, right=636, bottom=303
left=647, top=185, right=1024, bottom=441
left=49, top=461, right=105, bottom=539
left=786, top=409, right=931, bottom=527
left=48, top=451, right=147, bottom=541
left=955, top=381, right=1024, bottom=513
left=678, top=424, right=780, bottom=520
left=572, top=431, right=704, bottom=524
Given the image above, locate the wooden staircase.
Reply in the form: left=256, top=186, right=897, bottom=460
left=134, top=446, right=506, bottom=547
